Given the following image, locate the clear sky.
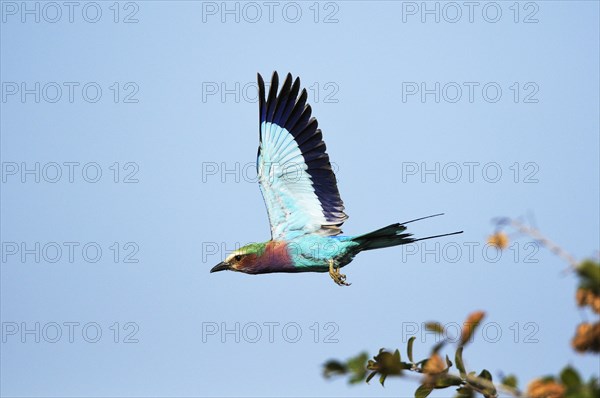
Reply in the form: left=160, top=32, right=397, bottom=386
left=1, top=1, right=599, bottom=397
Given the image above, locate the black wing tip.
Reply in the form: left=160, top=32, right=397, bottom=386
left=258, top=70, right=279, bottom=84
left=256, top=71, right=298, bottom=88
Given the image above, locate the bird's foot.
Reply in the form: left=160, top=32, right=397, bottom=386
left=329, top=260, right=351, bottom=286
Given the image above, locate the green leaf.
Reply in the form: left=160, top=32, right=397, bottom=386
left=394, top=349, right=401, bottom=363
left=560, top=366, right=582, bottom=389
left=501, top=374, right=518, bottom=389
left=445, top=355, right=453, bottom=368
left=431, top=340, right=446, bottom=354
left=322, top=360, right=347, bottom=378
left=370, top=349, right=404, bottom=376
left=540, top=375, right=556, bottom=383
left=346, top=352, right=368, bottom=384
left=435, top=375, right=463, bottom=389
left=379, top=374, right=387, bottom=386
left=455, top=346, right=466, bottom=378
left=577, top=260, right=600, bottom=294
left=348, top=373, right=365, bottom=384
left=455, top=386, right=474, bottom=398
left=425, top=322, right=445, bottom=334
left=365, top=370, right=377, bottom=384
left=478, top=369, right=493, bottom=382
left=347, top=352, right=368, bottom=371
left=407, top=336, right=416, bottom=363
left=466, top=371, right=496, bottom=397
left=475, top=370, right=496, bottom=398
left=415, top=384, right=434, bottom=398
left=586, top=376, right=600, bottom=397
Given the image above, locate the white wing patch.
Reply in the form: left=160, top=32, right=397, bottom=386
left=258, top=121, right=327, bottom=240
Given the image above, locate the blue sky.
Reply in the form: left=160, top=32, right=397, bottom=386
left=1, top=1, right=599, bottom=397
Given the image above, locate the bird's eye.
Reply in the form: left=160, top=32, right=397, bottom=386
left=234, top=255, right=242, bottom=261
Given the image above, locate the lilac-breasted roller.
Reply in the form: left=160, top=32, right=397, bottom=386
left=210, top=72, right=463, bottom=286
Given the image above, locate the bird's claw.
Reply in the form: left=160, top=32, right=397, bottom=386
left=329, top=260, right=351, bottom=286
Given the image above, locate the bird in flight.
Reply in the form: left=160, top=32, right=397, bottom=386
left=210, top=72, right=462, bottom=286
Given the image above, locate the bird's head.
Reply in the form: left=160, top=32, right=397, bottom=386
left=210, top=242, right=267, bottom=274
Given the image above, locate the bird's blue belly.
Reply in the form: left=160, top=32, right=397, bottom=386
left=287, top=235, right=359, bottom=273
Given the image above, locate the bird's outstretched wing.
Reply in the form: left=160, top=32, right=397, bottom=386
left=257, top=72, right=348, bottom=240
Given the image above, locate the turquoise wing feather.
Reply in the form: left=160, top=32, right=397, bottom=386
left=257, top=72, right=348, bottom=240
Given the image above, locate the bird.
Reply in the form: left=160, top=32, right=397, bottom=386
left=210, top=72, right=463, bottom=286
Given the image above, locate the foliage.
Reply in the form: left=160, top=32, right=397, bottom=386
left=322, top=218, right=600, bottom=397
left=324, top=311, right=497, bottom=398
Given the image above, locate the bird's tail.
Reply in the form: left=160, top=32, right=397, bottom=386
left=352, top=214, right=463, bottom=252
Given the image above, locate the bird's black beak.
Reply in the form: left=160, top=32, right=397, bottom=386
left=210, top=261, right=230, bottom=273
